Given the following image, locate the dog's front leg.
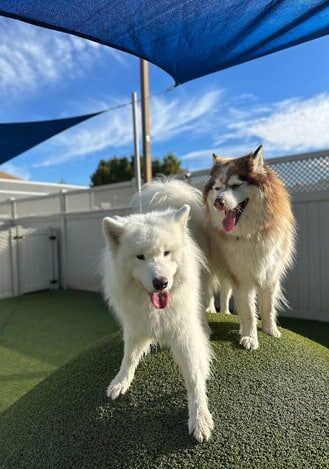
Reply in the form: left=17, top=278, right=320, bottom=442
left=219, top=279, right=232, bottom=315
left=234, top=285, right=259, bottom=350
left=171, top=334, right=214, bottom=443
left=107, top=334, right=151, bottom=400
left=205, top=294, right=217, bottom=315
left=258, top=282, right=282, bottom=338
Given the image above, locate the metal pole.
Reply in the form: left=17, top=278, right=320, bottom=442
left=59, top=190, right=68, bottom=289
left=132, top=91, right=142, bottom=195
left=140, top=59, right=152, bottom=182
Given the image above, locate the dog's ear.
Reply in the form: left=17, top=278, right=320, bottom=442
left=102, top=217, right=125, bottom=247
left=174, top=204, right=191, bottom=228
left=252, top=145, right=264, bottom=171
left=212, top=153, right=225, bottom=166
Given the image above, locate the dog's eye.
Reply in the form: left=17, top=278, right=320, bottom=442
left=136, top=254, right=145, bottom=260
left=230, top=184, right=242, bottom=189
left=214, top=187, right=220, bottom=191
left=164, top=250, right=170, bottom=256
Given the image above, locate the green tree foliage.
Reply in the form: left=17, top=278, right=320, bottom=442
left=160, top=153, right=181, bottom=176
left=90, top=157, right=134, bottom=186
left=90, top=153, right=182, bottom=186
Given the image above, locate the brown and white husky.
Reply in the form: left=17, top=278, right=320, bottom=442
left=204, top=145, right=296, bottom=350
left=134, top=145, right=296, bottom=350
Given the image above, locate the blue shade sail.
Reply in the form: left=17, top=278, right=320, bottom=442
left=0, top=111, right=104, bottom=164
left=0, top=1, right=328, bottom=84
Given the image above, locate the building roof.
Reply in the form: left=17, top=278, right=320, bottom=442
left=0, top=171, right=22, bottom=180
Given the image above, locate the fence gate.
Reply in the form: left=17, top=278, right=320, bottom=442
left=10, top=226, right=59, bottom=296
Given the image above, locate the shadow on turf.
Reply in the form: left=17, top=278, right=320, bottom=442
left=209, top=319, right=241, bottom=348
left=96, top=393, right=197, bottom=452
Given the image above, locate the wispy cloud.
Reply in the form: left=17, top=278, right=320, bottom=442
left=0, top=18, right=125, bottom=95
left=180, top=143, right=259, bottom=168
left=34, top=109, right=133, bottom=168
left=34, top=89, right=223, bottom=167
left=180, top=149, right=215, bottom=161
left=33, top=90, right=329, bottom=170
left=213, top=93, right=329, bottom=153
left=181, top=92, right=329, bottom=167
left=227, top=93, right=329, bottom=153
left=151, top=90, right=222, bottom=141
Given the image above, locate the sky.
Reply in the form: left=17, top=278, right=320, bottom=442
left=0, top=16, right=328, bottom=186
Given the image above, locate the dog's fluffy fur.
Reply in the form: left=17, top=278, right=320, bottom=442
left=204, top=145, right=296, bottom=350
left=102, top=206, right=214, bottom=442
left=132, top=180, right=215, bottom=309
left=136, top=146, right=296, bottom=350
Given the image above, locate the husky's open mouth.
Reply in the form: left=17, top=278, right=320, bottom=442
left=149, top=290, right=169, bottom=309
left=222, top=198, right=249, bottom=232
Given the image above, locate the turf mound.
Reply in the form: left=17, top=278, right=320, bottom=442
left=0, top=314, right=328, bottom=468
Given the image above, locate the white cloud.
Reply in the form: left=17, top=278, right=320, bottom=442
left=181, top=93, right=329, bottom=168
left=35, top=108, right=133, bottom=168
left=0, top=18, right=125, bottom=94
left=151, top=90, right=222, bottom=141
left=180, top=149, right=215, bottom=161
left=180, top=142, right=260, bottom=166
left=219, top=93, right=329, bottom=153
left=34, top=89, right=223, bottom=167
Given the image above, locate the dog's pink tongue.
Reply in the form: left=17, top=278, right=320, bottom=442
left=150, top=291, right=169, bottom=309
left=223, top=210, right=237, bottom=232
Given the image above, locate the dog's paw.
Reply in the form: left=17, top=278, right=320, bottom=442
left=106, top=376, right=131, bottom=400
left=206, top=306, right=217, bottom=314
left=262, top=325, right=281, bottom=338
left=240, top=336, right=259, bottom=350
left=189, top=408, right=214, bottom=443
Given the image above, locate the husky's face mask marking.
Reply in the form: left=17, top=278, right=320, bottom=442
left=103, top=205, right=190, bottom=309
left=210, top=174, right=250, bottom=232
left=204, top=146, right=265, bottom=234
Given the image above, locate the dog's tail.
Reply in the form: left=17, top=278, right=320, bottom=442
left=131, top=178, right=204, bottom=222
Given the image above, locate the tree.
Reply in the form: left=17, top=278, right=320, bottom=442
left=90, top=157, right=133, bottom=186
left=90, top=153, right=182, bottom=186
left=160, top=153, right=181, bottom=176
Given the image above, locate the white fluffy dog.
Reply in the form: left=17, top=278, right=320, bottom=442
left=102, top=205, right=214, bottom=442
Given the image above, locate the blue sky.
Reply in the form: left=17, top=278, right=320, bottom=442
left=0, top=16, right=328, bottom=186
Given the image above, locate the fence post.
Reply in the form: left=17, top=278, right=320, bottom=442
left=10, top=197, right=17, bottom=220
left=9, top=226, right=20, bottom=296
left=59, top=190, right=68, bottom=289
left=89, top=189, right=95, bottom=210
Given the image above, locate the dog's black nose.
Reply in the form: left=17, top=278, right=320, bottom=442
left=214, top=197, right=225, bottom=210
left=152, top=277, right=168, bottom=291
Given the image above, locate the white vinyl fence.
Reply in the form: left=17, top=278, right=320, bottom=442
left=0, top=226, right=59, bottom=298
left=0, top=151, right=328, bottom=322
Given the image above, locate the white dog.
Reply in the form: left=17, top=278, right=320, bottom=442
left=102, top=205, right=214, bottom=442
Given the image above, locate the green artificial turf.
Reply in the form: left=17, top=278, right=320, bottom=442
left=0, top=290, right=117, bottom=413
left=0, top=312, right=328, bottom=469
